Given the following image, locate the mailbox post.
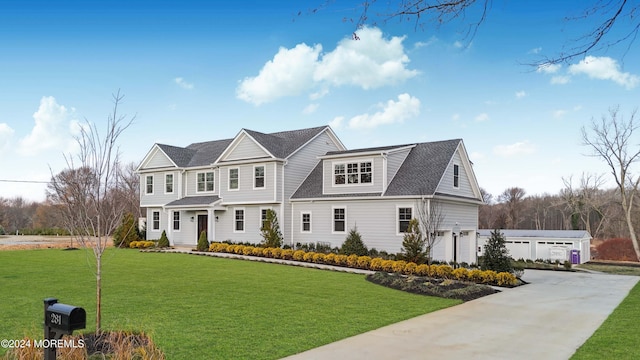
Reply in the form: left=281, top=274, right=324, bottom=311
left=43, top=298, right=86, bottom=360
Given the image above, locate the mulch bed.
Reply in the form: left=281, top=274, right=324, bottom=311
left=366, top=272, right=500, bottom=302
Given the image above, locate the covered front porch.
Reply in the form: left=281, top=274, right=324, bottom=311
left=164, top=196, right=225, bottom=246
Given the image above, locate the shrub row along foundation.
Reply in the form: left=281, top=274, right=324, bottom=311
left=207, top=242, right=519, bottom=287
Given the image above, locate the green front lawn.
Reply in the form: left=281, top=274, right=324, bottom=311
left=571, top=280, right=640, bottom=359
left=0, top=249, right=459, bottom=359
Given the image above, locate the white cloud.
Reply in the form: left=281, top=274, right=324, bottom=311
left=475, top=113, right=489, bottom=122
left=568, top=56, right=639, bottom=89
left=19, top=97, right=75, bottom=156
left=328, top=116, right=344, bottom=129
left=174, top=77, right=194, bottom=90
left=537, top=63, right=561, bottom=74
left=347, top=93, right=420, bottom=129
left=515, top=90, right=526, bottom=99
left=451, top=113, right=460, bottom=121
left=528, top=47, right=542, bottom=54
left=551, top=75, right=570, bottom=85
left=236, top=27, right=418, bottom=105
left=453, top=41, right=464, bottom=48
left=315, top=27, right=418, bottom=89
left=414, top=36, right=438, bottom=49
left=493, top=141, right=535, bottom=157
left=0, top=123, right=14, bottom=153
left=303, top=103, right=319, bottom=115
left=553, top=109, right=567, bottom=119
left=236, top=43, right=321, bottom=105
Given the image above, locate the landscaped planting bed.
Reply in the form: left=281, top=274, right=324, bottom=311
left=206, top=242, right=521, bottom=287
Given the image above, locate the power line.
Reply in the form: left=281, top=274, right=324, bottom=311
left=0, top=179, right=50, bottom=184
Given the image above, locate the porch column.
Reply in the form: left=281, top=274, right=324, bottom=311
left=208, top=209, right=215, bottom=243
left=167, top=210, right=173, bottom=246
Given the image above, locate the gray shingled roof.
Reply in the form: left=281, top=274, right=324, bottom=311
left=185, top=139, right=233, bottom=167
left=157, top=144, right=197, bottom=167
left=478, top=229, right=591, bottom=239
left=152, top=126, right=327, bottom=169
left=385, top=139, right=461, bottom=196
left=165, top=196, right=221, bottom=207
left=291, top=139, right=462, bottom=199
left=244, top=126, right=327, bottom=159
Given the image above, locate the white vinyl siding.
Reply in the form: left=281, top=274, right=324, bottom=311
left=222, top=133, right=270, bottom=161
left=436, top=150, right=476, bottom=198
left=143, top=148, right=174, bottom=168
left=385, top=148, right=411, bottom=187
left=218, top=163, right=277, bottom=203
left=292, top=199, right=478, bottom=262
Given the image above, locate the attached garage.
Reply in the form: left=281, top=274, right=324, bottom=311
left=478, top=230, right=592, bottom=264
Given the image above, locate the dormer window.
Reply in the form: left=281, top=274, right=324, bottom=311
left=334, top=161, right=372, bottom=185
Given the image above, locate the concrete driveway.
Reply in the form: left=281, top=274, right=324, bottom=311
left=283, top=270, right=639, bottom=360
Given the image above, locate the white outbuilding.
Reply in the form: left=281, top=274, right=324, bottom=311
left=477, top=230, right=592, bottom=264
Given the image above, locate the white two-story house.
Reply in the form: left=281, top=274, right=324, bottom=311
left=137, top=125, right=483, bottom=264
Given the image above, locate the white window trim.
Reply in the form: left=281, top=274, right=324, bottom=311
left=301, top=211, right=312, bottom=233
left=396, top=205, right=414, bottom=236
left=233, top=207, right=245, bottom=233
left=165, top=173, right=175, bottom=195
left=331, top=206, right=347, bottom=234
left=253, top=164, right=266, bottom=190
left=145, top=175, right=154, bottom=195
left=259, top=206, right=272, bottom=230
left=196, top=171, right=215, bottom=193
left=331, top=159, right=374, bottom=187
left=228, top=167, right=240, bottom=191
left=172, top=211, right=181, bottom=232
left=453, top=163, right=460, bottom=189
left=152, top=210, right=160, bottom=231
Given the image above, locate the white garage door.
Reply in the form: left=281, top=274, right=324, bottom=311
left=536, top=241, right=573, bottom=261
left=506, top=240, right=530, bottom=260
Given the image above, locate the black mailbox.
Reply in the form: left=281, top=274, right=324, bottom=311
left=45, top=301, right=86, bottom=334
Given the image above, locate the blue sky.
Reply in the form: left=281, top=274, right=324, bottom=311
left=1, top=1, right=639, bottom=201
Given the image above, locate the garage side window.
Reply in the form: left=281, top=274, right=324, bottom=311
left=398, top=207, right=412, bottom=233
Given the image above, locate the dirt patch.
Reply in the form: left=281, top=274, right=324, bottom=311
left=0, top=235, right=112, bottom=251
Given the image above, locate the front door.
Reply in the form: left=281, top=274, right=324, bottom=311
left=197, top=214, right=208, bottom=242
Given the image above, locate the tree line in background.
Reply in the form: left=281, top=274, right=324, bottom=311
left=0, top=161, right=140, bottom=236
left=0, top=172, right=632, bottom=241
